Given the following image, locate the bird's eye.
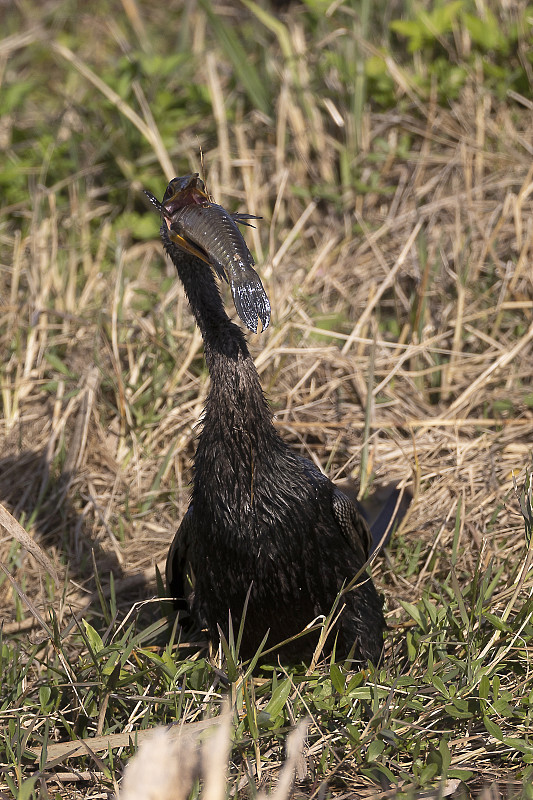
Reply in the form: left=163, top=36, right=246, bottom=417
left=163, top=176, right=191, bottom=204
left=163, top=174, right=202, bottom=201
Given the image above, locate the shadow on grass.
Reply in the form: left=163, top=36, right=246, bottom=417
left=0, top=447, right=127, bottom=593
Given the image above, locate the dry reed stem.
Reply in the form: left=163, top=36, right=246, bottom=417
left=0, top=502, right=59, bottom=583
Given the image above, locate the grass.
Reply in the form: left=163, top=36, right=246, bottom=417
left=1, top=0, right=533, bottom=797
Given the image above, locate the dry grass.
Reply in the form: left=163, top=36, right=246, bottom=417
left=2, top=87, right=531, bottom=619
left=1, top=1, right=532, bottom=798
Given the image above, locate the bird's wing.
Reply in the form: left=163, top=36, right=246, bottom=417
left=331, top=487, right=373, bottom=564
left=166, top=506, right=194, bottom=606
left=300, top=457, right=373, bottom=563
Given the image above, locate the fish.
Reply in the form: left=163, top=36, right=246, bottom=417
left=145, top=174, right=270, bottom=333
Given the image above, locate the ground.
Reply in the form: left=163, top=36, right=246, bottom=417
left=0, top=2, right=532, bottom=798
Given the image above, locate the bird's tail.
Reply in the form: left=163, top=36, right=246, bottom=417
left=337, top=480, right=412, bottom=556
left=366, top=483, right=411, bottom=555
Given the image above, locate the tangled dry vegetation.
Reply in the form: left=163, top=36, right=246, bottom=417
left=1, top=2, right=533, bottom=798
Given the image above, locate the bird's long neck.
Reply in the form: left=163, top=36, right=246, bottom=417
left=164, top=238, right=280, bottom=477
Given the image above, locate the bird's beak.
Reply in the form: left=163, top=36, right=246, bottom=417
left=159, top=180, right=214, bottom=265
left=167, top=229, right=212, bottom=266
left=144, top=188, right=213, bottom=266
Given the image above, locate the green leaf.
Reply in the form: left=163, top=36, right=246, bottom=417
left=102, top=650, right=121, bottom=676
left=439, top=738, right=452, bottom=772
left=264, top=678, right=292, bottom=719
left=449, top=769, right=474, bottom=779
left=445, top=700, right=471, bottom=719
left=161, top=650, right=178, bottom=678
left=242, top=1, right=294, bottom=63
left=18, top=777, right=38, bottom=800
left=430, top=2, right=463, bottom=35
left=390, top=19, right=425, bottom=51
left=450, top=565, right=470, bottom=630
left=39, top=685, right=52, bottom=711
left=300, top=0, right=332, bottom=11
left=484, top=715, right=504, bottom=741
left=479, top=674, right=490, bottom=699
left=503, top=737, right=533, bottom=754
left=330, top=663, right=346, bottom=695
left=420, top=763, right=439, bottom=782
left=398, top=600, right=426, bottom=630
left=431, top=675, right=448, bottom=698
left=366, top=738, right=385, bottom=762
left=217, top=625, right=238, bottom=682
left=492, top=699, right=515, bottom=717
left=365, top=55, right=388, bottom=79
left=346, top=671, right=365, bottom=693
left=242, top=678, right=259, bottom=740
left=44, top=351, right=75, bottom=377
left=423, top=597, right=439, bottom=626
left=391, top=2, right=463, bottom=51
left=463, top=11, right=509, bottom=52
left=406, top=631, right=417, bottom=661
left=119, top=211, right=160, bottom=240
left=82, top=620, right=104, bottom=654
left=482, top=612, right=512, bottom=631
left=346, top=723, right=361, bottom=745
left=361, top=762, right=397, bottom=782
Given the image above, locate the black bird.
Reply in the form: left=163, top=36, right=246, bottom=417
left=150, top=175, right=399, bottom=665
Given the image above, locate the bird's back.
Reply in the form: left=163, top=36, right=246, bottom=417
left=168, top=444, right=386, bottom=664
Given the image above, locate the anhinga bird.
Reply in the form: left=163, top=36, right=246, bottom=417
left=147, top=175, right=398, bottom=665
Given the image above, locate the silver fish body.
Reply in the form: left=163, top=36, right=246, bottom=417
left=170, top=202, right=270, bottom=334
left=145, top=174, right=270, bottom=334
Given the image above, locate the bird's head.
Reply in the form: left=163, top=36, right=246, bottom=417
left=162, top=174, right=210, bottom=212
left=144, top=174, right=217, bottom=267
left=144, top=173, right=209, bottom=220
left=144, top=175, right=270, bottom=333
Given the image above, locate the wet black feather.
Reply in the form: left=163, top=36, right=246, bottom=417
left=163, top=225, right=386, bottom=664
